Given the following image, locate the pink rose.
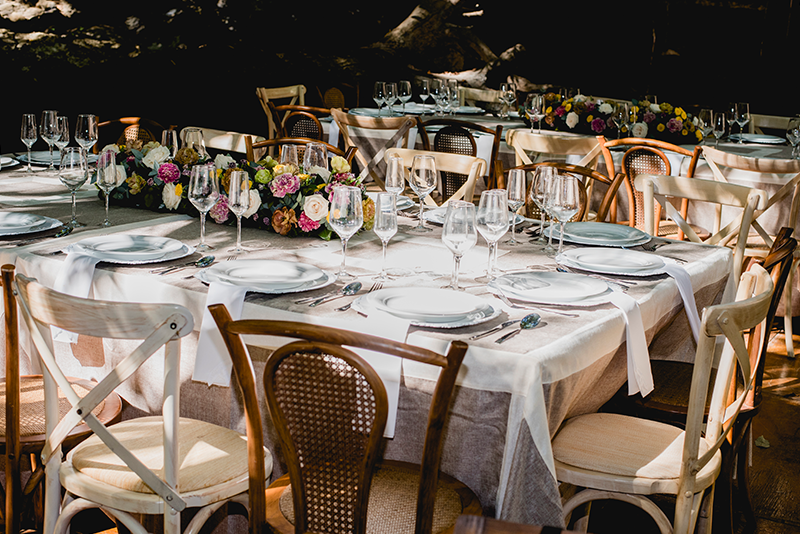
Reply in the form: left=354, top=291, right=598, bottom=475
left=591, top=118, right=606, bottom=133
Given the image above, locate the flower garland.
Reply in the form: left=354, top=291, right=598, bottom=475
left=100, top=140, right=374, bottom=239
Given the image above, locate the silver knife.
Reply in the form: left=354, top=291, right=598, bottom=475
left=468, top=319, right=519, bottom=340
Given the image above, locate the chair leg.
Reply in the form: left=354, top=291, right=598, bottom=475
left=784, top=259, right=797, bottom=358
left=736, top=422, right=757, bottom=532
left=562, top=489, right=672, bottom=534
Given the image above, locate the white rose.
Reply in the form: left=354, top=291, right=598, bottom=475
left=631, top=122, right=649, bottom=138
left=565, top=112, right=579, bottom=129
left=650, top=104, right=662, bottom=113
left=214, top=154, right=235, bottom=172
left=142, top=145, right=170, bottom=169
left=115, top=164, right=127, bottom=186
left=331, top=156, right=350, bottom=174
left=141, top=141, right=160, bottom=155
left=162, top=182, right=181, bottom=210
left=573, top=94, right=586, bottom=103
left=303, top=194, right=329, bottom=221
left=308, top=165, right=330, bottom=182
left=242, top=190, right=261, bottom=218
left=598, top=103, right=613, bottom=115
left=101, top=144, right=120, bottom=154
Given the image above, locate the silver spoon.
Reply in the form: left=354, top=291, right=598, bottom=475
left=495, top=313, right=541, bottom=344
left=309, top=281, right=362, bottom=307
left=152, top=255, right=215, bottom=275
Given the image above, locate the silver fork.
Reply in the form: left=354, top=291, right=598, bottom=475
left=226, top=254, right=239, bottom=262
left=336, top=281, right=383, bottom=312
left=492, top=292, right=579, bottom=318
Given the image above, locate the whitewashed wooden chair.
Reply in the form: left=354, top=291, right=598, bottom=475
left=634, top=174, right=768, bottom=284
left=13, top=275, right=271, bottom=534
left=179, top=126, right=266, bottom=158
left=458, top=87, right=501, bottom=107
left=552, top=264, right=773, bottom=534
left=384, top=148, right=486, bottom=207
left=505, top=129, right=602, bottom=168
left=256, top=85, right=307, bottom=139
left=749, top=113, right=791, bottom=135
left=331, top=108, right=417, bottom=190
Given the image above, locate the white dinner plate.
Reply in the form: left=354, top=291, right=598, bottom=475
left=547, top=222, right=651, bottom=247
left=1, top=157, right=20, bottom=169
left=0, top=211, right=62, bottom=236
left=368, top=192, right=414, bottom=210
left=17, top=151, right=99, bottom=165
left=453, top=106, right=484, bottom=115
left=352, top=287, right=500, bottom=328
left=489, top=271, right=609, bottom=305
left=559, top=248, right=664, bottom=274
left=68, top=235, right=191, bottom=263
left=196, top=260, right=335, bottom=294
left=729, top=133, right=785, bottom=145
left=423, top=207, right=524, bottom=226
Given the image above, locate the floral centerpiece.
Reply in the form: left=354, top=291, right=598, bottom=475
left=99, top=140, right=374, bottom=240
left=521, top=93, right=703, bottom=144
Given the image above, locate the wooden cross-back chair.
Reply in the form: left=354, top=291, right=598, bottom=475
left=458, top=87, right=501, bottom=108
left=749, top=113, right=791, bottom=135
left=12, top=274, right=267, bottom=534
left=384, top=148, right=487, bottom=207
left=634, top=174, right=768, bottom=284
left=97, top=117, right=165, bottom=152
left=209, top=308, right=482, bottom=534
left=416, top=118, right=504, bottom=190
left=512, top=162, right=625, bottom=224
left=552, top=265, right=773, bottom=534
left=600, top=137, right=703, bottom=239
left=0, top=265, right=122, bottom=534
left=331, top=108, right=416, bottom=190
left=267, top=102, right=331, bottom=141
left=179, top=126, right=266, bottom=157
left=256, top=85, right=307, bottom=139
left=245, top=136, right=357, bottom=166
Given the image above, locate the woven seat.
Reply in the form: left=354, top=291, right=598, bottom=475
left=256, top=85, right=307, bottom=140
left=267, top=102, right=330, bottom=141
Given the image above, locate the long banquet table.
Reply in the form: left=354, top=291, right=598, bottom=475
left=0, top=161, right=733, bottom=528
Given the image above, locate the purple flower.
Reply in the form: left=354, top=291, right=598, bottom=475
left=644, top=111, right=656, bottom=123
left=146, top=177, right=156, bottom=186
left=591, top=118, right=606, bottom=133
left=586, top=102, right=596, bottom=112
left=667, top=118, right=683, bottom=133
left=269, top=173, right=301, bottom=198
left=555, top=106, right=566, bottom=117
left=298, top=212, right=320, bottom=232
left=210, top=194, right=230, bottom=224
left=262, top=216, right=271, bottom=227
left=157, top=162, right=181, bottom=184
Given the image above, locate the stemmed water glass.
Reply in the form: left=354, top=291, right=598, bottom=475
left=697, top=109, right=713, bottom=144
left=228, top=170, right=251, bottom=254
left=183, top=127, right=207, bottom=158
left=726, top=103, right=738, bottom=141
left=612, top=103, right=628, bottom=139
left=20, top=114, right=38, bottom=173
left=75, top=114, right=98, bottom=155
left=329, top=185, right=364, bottom=280
left=58, top=147, right=87, bottom=228
left=398, top=80, right=412, bottom=114
left=409, top=154, right=437, bottom=232
left=441, top=201, right=477, bottom=290
left=280, top=144, right=299, bottom=167
left=303, top=142, right=328, bottom=171
left=786, top=116, right=800, bottom=159
left=96, top=150, right=118, bottom=227
left=448, top=81, right=460, bottom=115
left=373, top=192, right=398, bottom=280
left=550, top=174, right=581, bottom=256
left=713, top=112, right=726, bottom=147
left=476, top=189, right=509, bottom=281
left=505, top=169, right=526, bottom=246
left=530, top=166, right=555, bottom=248
left=189, top=164, right=220, bottom=251
left=499, top=83, right=516, bottom=119
left=385, top=82, right=398, bottom=115
left=431, top=80, right=445, bottom=116
left=373, top=82, right=386, bottom=117
left=735, top=102, right=750, bottom=143
left=525, top=94, right=545, bottom=133
left=161, top=128, right=179, bottom=158
left=419, top=79, right=430, bottom=109
left=54, top=116, right=70, bottom=156
left=385, top=155, right=405, bottom=196
left=40, top=110, right=59, bottom=171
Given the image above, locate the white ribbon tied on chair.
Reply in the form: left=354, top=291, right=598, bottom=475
left=606, top=292, right=654, bottom=397
left=51, top=252, right=101, bottom=343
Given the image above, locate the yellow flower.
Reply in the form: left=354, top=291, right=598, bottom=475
left=545, top=106, right=553, bottom=114
left=586, top=115, right=594, bottom=123
left=565, top=103, right=572, bottom=111
left=657, top=124, right=666, bottom=132
left=174, top=183, right=183, bottom=196
left=681, top=129, right=688, bottom=136
left=675, top=107, right=684, bottom=117
left=696, top=130, right=703, bottom=141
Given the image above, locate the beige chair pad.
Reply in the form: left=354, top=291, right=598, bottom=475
left=70, top=416, right=249, bottom=494
left=552, top=412, right=713, bottom=480
left=278, top=464, right=462, bottom=534
left=0, top=377, right=105, bottom=438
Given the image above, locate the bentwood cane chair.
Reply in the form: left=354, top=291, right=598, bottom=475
left=13, top=275, right=270, bottom=534
left=0, top=265, right=121, bottom=534
left=267, top=102, right=331, bottom=142
left=209, top=307, right=482, bottom=534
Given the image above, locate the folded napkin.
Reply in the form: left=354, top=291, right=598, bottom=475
left=606, top=292, right=654, bottom=397
left=662, top=263, right=701, bottom=344
left=52, top=252, right=101, bottom=343
left=192, top=282, right=411, bottom=437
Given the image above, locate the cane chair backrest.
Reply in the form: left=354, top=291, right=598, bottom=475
left=266, top=102, right=331, bottom=142
left=506, top=129, right=602, bottom=168
left=256, top=85, right=307, bottom=138
left=245, top=136, right=356, bottom=166
left=323, top=87, right=346, bottom=109
left=98, top=117, right=165, bottom=151
left=209, top=308, right=468, bottom=534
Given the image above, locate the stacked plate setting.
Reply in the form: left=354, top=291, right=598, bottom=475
left=489, top=271, right=611, bottom=307
left=423, top=207, right=524, bottom=226
left=0, top=211, right=62, bottom=236
left=557, top=248, right=667, bottom=277
left=196, top=259, right=335, bottom=294
left=546, top=222, right=651, bottom=247
left=17, top=151, right=99, bottom=165
left=65, top=235, right=194, bottom=264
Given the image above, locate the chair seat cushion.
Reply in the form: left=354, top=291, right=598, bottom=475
left=278, top=464, right=463, bottom=534
left=552, top=412, right=712, bottom=480
left=69, top=416, right=249, bottom=494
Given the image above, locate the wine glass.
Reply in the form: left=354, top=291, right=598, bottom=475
left=525, top=94, right=545, bottom=133
left=408, top=154, right=437, bottom=232
left=430, top=80, right=445, bottom=116
left=20, top=113, right=37, bottom=173
left=329, top=185, right=364, bottom=280
left=713, top=112, right=727, bottom=147
left=385, top=82, right=398, bottom=115
left=161, top=128, right=179, bottom=158
left=550, top=174, right=581, bottom=256
left=612, top=103, right=628, bottom=139
left=189, top=164, right=220, bottom=251
left=735, top=102, right=751, bottom=144
left=419, top=79, right=430, bottom=108
left=54, top=116, right=70, bottom=155
left=398, top=80, right=412, bottom=114
left=498, top=83, right=516, bottom=120
left=303, top=142, right=328, bottom=171
left=228, top=170, right=251, bottom=254
left=385, top=155, right=405, bottom=196
left=280, top=144, right=299, bottom=167
left=441, top=201, right=477, bottom=290
left=183, top=127, right=207, bottom=158
left=697, top=109, right=713, bottom=144
left=448, top=81, right=460, bottom=115
left=96, top=149, right=118, bottom=227
left=373, top=192, right=398, bottom=280
left=75, top=114, right=98, bottom=155
left=476, top=189, right=509, bottom=280
left=58, top=147, right=88, bottom=228
left=505, top=169, right=526, bottom=246
left=787, top=117, right=800, bottom=159
left=373, top=82, right=386, bottom=117
left=530, top=166, right=555, bottom=247
left=726, top=103, right=738, bottom=141
left=40, top=110, right=58, bottom=171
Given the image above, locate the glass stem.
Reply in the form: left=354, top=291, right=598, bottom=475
left=236, top=216, right=242, bottom=249
left=558, top=221, right=566, bottom=255
left=452, top=254, right=462, bottom=289
left=104, top=192, right=110, bottom=225
left=510, top=215, right=517, bottom=243
left=380, top=240, right=388, bottom=279
left=27, top=147, right=32, bottom=173
left=71, top=191, right=77, bottom=225
left=339, top=238, right=349, bottom=276
left=418, top=197, right=425, bottom=228
left=199, top=212, right=207, bottom=246
left=49, top=145, right=54, bottom=168
left=547, top=215, right=555, bottom=248
left=487, top=241, right=497, bottom=278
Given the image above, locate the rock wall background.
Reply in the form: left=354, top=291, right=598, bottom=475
left=0, top=0, right=796, bottom=153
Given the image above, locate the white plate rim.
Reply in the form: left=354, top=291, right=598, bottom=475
left=487, top=285, right=613, bottom=308
left=559, top=248, right=664, bottom=273
left=71, top=235, right=186, bottom=261
left=0, top=213, right=62, bottom=236
left=489, top=271, right=609, bottom=304
left=352, top=293, right=500, bottom=329
left=17, top=151, right=99, bottom=164
left=195, top=267, right=336, bottom=294
left=546, top=225, right=651, bottom=247
left=207, top=259, right=325, bottom=290
left=364, top=287, right=491, bottom=322
left=729, top=133, right=785, bottom=144
left=65, top=242, right=195, bottom=265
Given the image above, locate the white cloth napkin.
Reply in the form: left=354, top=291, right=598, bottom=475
left=51, top=252, right=101, bottom=343
left=606, top=292, right=654, bottom=397
left=193, top=282, right=249, bottom=386
left=662, top=263, right=701, bottom=344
